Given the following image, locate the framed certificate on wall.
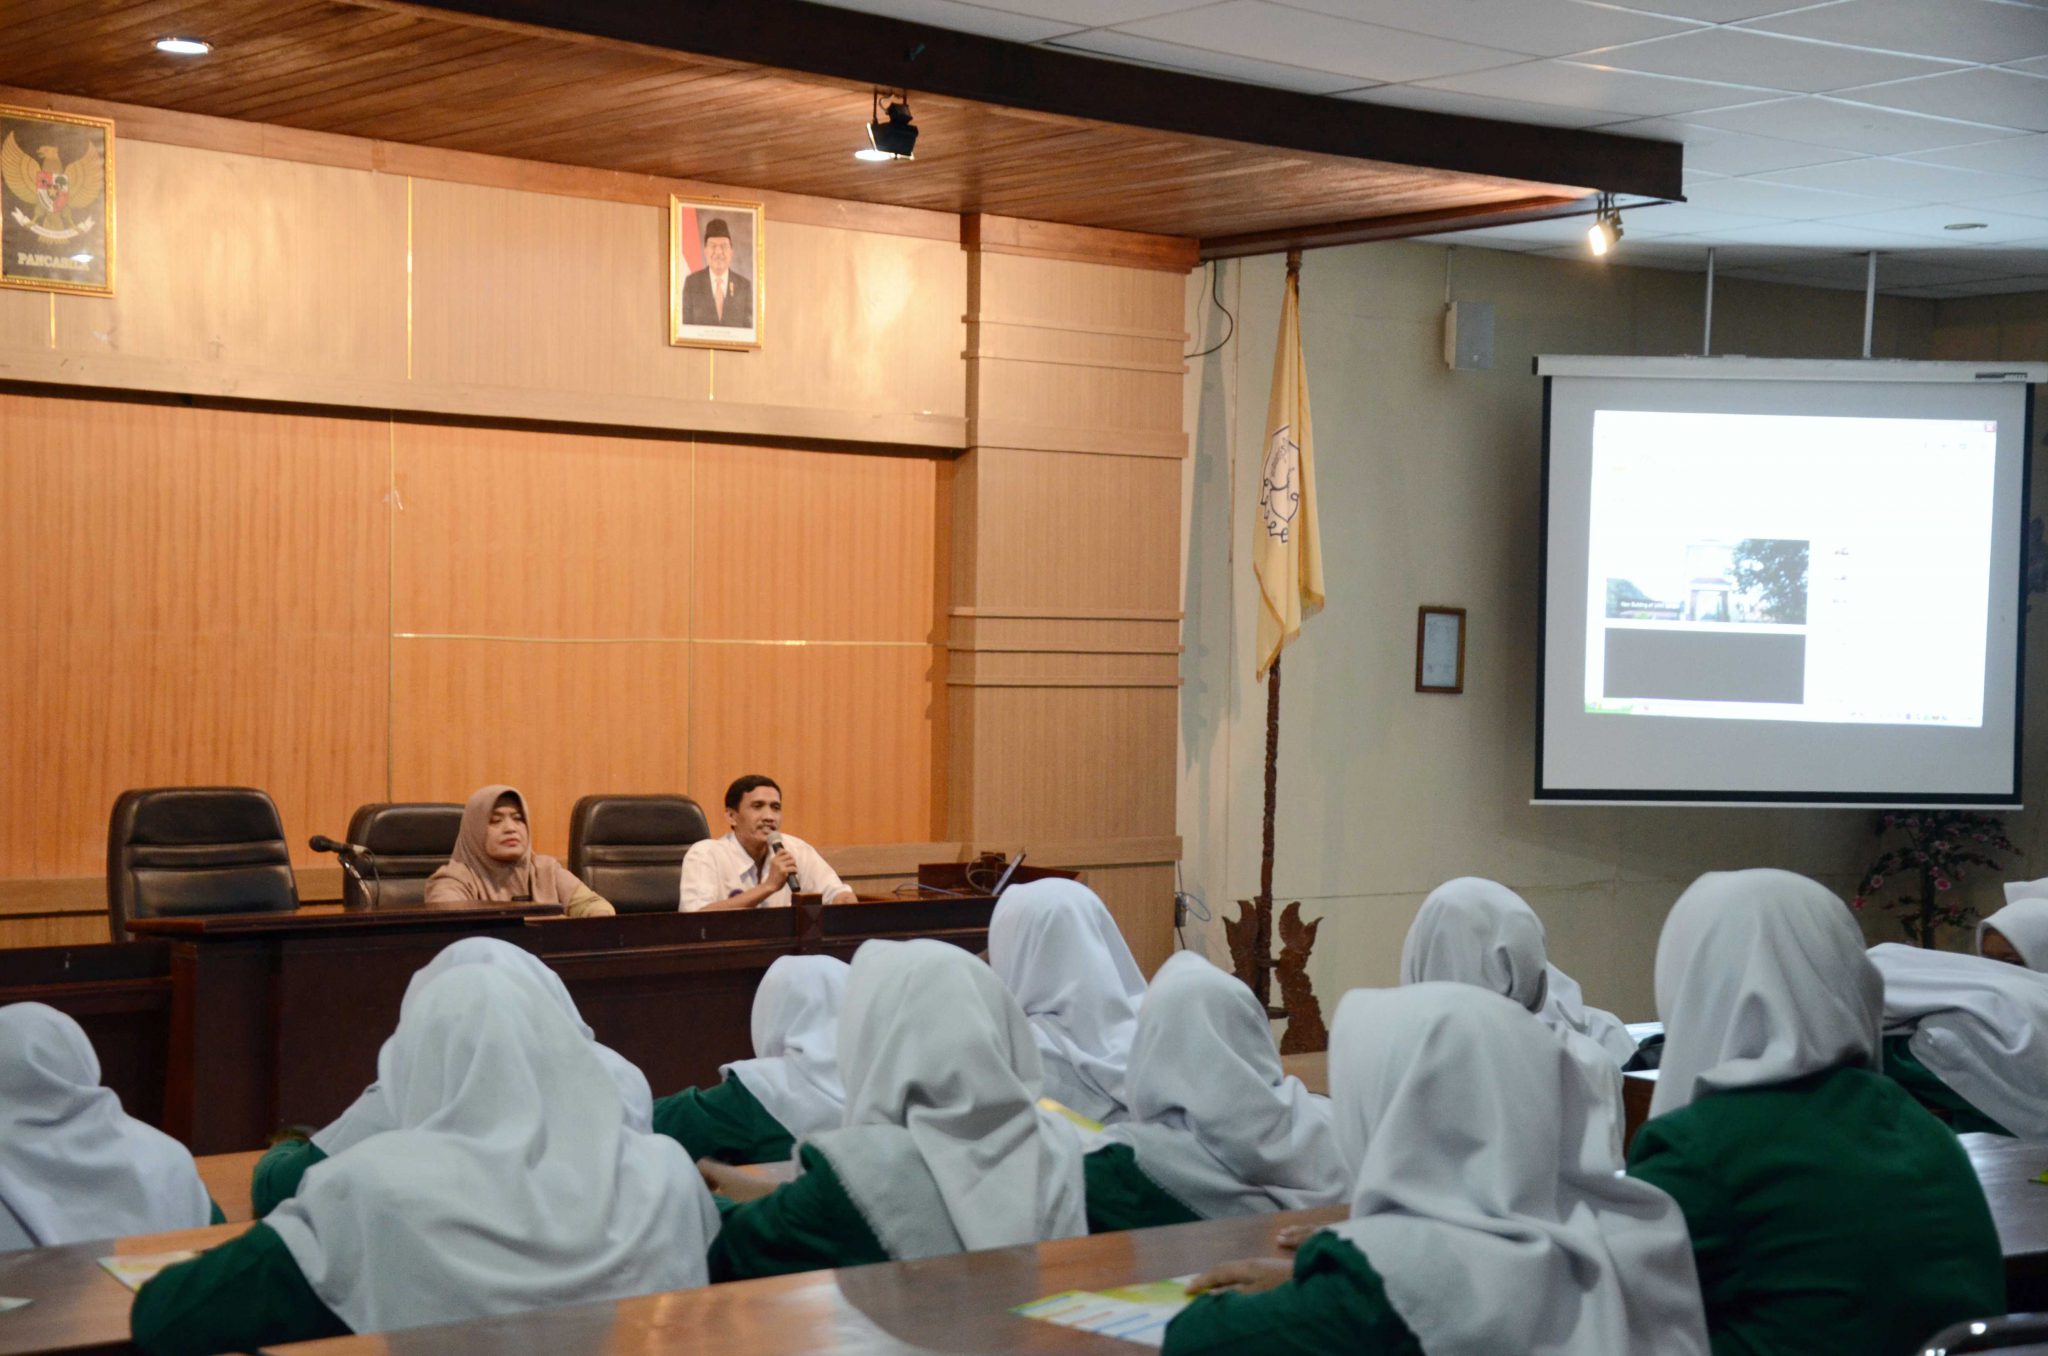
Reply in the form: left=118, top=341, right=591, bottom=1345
left=0, top=105, right=114, bottom=297
left=670, top=194, right=762, bottom=351
left=1416, top=605, right=1466, bottom=694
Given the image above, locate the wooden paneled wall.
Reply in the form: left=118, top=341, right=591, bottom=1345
left=0, top=90, right=1190, bottom=965
left=952, top=217, right=1194, bottom=973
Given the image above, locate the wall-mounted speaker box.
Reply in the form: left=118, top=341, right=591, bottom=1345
left=1444, top=301, right=1495, bottom=371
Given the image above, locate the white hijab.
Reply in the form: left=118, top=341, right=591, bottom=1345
left=1538, top=965, right=1641, bottom=1065
left=1323, top=985, right=1709, bottom=1356
left=266, top=965, right=717, bottom=1334
left=987, top=879, right=1146, bottom=1124
left=1401, top=879, right=1626, bottom=1164
left=805, top=938, right=1086, bottom=1260
left=719, top=955, right=849, bottom=1139
left=313, top=937, right=652, bottom=1153
left=1983, top=887, right=2048, bottom=971
left=1869, top=942, right=2048, bottom=1138
left=1100, top=952, right=1344, bottom=1218
left=0, top=1003, right=212, bottom=1250
left=1651, top=869, right=1882, bottom=1118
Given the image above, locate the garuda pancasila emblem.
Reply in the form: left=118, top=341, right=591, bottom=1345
left=2, top=132, right=104, bottom=242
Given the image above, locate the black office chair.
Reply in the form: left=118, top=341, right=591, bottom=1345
left=568, top=794, right=712, bottom=913
left=339, top=802, right=464, bottom=910
left=105, top=787, right=298, bottom=942
left=1921, top=1315, right=2048, bottom=1354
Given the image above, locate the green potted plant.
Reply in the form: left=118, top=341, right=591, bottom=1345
left=1851, top=811, right=2018, bottom=948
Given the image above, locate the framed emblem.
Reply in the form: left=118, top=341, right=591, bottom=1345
left=670, top=194, right=762, bottom=351
left=0, top=105, right=113, bottom=297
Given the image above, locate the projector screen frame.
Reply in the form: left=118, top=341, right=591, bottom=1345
left=1533, top=357, right=2041, bottom=809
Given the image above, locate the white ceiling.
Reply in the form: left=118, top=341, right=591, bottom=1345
left=811, top=0, right=2048, bottom=296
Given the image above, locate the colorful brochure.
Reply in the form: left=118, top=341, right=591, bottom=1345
left=1013, top=1276, right=1197, bottom=1348
left=97, top=1250, right=198, bottom=1292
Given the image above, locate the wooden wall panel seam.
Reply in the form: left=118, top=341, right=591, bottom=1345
left=949, top=607, right=1185, bottom=621
left=962, top=350, right=1188, bottom=376
left=968, top=317, right=1189, bottom=343
left=966, top=424, right=1187, bottom=459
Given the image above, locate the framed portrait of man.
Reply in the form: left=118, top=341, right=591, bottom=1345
left=0, top=105, right=114, bottom=297
left=670, top=195, right=763, bottom=350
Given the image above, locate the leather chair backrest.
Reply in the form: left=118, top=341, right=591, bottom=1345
left=106, top=787, right=298, bottom=942
left=569, top=795, right=711, bottom=914
left=341, top=802, right=463, bottom=911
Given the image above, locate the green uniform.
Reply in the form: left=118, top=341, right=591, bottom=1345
left=652, top=1077, right=796, bottom=1165
left=1881, top=1034, right=2014, bottom=1137
left=1162, top=1231, right=1422, bottom=1356
left=1083, top=1144, right=1202, bottom=1233
left=1627, top=1065, right=2004, bottom=1356
left=250, top=1138, right=329, bottom=1219
left=206, top=1199, right=224, bottom=1226
left=130, top=1221, right=350, bottom=1356
left=706, top=1143, right=889, bottom=1281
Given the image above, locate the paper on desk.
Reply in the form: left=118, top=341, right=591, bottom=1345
left=1038, top=1098, right=1105, bottom=1135
left=0, top=1297, right=30, bottom=1314
left=97, top=1251, right=197, bottom=1292
left=1013, top=1276, right=1197, bottom=1348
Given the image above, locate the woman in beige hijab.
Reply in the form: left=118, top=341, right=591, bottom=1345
left=424, top=786, right=613, bottom=918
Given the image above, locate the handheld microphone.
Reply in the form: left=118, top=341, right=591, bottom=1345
left=767, top=833, right=801, bottom=893
left=309, top=835, right=356, bottom=856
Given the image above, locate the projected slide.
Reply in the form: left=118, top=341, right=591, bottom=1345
left=1583, top=410, right=1997, bottom=728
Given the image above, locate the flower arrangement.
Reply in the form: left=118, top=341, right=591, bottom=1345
left=1852, top=811, right=2018, bottom=948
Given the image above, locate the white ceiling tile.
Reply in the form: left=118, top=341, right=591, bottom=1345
left=1616, top=202, right=1780, bottom=234
left=1833, top=68, right=2048, bottom=133
left=1906, top=133, right=2048, bottom=177
left=1686, top=96, right=2032, bottom=153
left=806, top=0, right=1088, bottom=39
left=1577, top=27, right=1959, bottom=93
left=1678, top=175, right=1894, bottom=217
left=1702, top=219, right=1942, bottom=247
left=1044, top=30, right=1374, bottom=92
left=2005, top=56, right=2048, bottom=76
left=1596, top=0, right=1833, bottom=21
left=1740, top=0, right=2048, bottom=65
left=1816, top=205, right=2048, bottom=241
left=1112, top=2, right=1526, bottom=82
left=1971, top=188, right=2048, bottom=217
left=1418, top=60, right=1775, bottom=116
left=1280, top=0, right=1703, bottom=59
left=1337, top=84, right=1622, bottom=127
left=977, top=0, right=1213, bottom=21
left=1750, top=156, right=2048, bottom=203
left=1446, top=215, right=1615, bottom=245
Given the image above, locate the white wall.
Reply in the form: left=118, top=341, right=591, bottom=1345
left=1175, top=239, right=1966, bottom=1022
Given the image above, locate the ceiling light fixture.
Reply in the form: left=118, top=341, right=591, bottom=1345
left=154, top=37, right=212, bottom=55
left=856, top=89, right=918, bottom=162
left=1586, top=193, right=1624, bottom=258
left=1944, top=221, right=1988, bottom=231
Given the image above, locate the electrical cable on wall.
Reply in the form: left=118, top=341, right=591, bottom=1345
left=1185, top=259, right=1236, bottom=359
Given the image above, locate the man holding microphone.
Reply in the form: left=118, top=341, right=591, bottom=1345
left=678, top=775, right=855, bottom=911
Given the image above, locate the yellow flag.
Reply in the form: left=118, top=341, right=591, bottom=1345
left=1254, top=265, right=1323, bottom=679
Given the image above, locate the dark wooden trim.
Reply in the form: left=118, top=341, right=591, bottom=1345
left=393, top=0, right=1685, bottom=201
left=1203, top=193, right=1599, bottom=259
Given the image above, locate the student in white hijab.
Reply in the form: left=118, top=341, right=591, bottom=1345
left=1398, top=877, right=1627, bottom=1164
left=1165, top=983, right=1709, bottom=1356
left=987, top=878, right=1147, bottom=1124
left=0, top=1004, right=214, bottom=1252
left=251, top=937, right=652, bottom=1217
left=1869, top=941, right=2048, bottom=1138
left=132, top=965, right=718, bottom=1356
left=699, top=938, right=1086, bottom=1278
left=1084, top=952, right=1343, bottom=1231
left=1981, top=882, right=2048, bottom=970
left=1628, top=869, right=2004, bottom=1356
left=652, top=954, right=849, bottom=1163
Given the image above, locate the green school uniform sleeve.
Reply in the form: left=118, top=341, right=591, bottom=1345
left=706, top=1144, right=890, bottom=1282
left=652, top=1076, right=797, bottom=1165
left=1628, top=1066, right=2004, bottom=1356
left=1882, top=1034, right=2014, bottom=1137
left=206, top=1199, right=225, bottom=1226
left=1084, top=1144, right=1203, bottom=1233
left=1162, top=1232, right=1423, bottom=1356
left=130, top=1221, right=351, bottom=1356
left=250, top=1137, right=329, bottom=1219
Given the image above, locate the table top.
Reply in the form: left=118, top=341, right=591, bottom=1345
left=0, top=1221, right=249, bottom=1356
left=125, top=906, right=558, bottom=939
left=1279, top=1050, right=1327, bottom=1096
left=266, top=1207, right=1348, bottom=1356
left=195, top=1151, right=263, bottom=1225
left=1959, top=1134, right=2048, bottom=1278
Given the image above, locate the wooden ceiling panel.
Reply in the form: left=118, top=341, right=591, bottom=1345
left=0, top=0, right=1673, bottom=246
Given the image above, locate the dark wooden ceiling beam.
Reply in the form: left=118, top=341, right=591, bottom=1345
left=1202, top=193, right=1639, bottom=259
left=393, top=0, right=1683, bottom=201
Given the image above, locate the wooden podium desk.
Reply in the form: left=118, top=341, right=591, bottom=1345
left=266, top=1206, right=1345, bottom=1356
left=0, top=942, right=173, bottom=1131
left=126, top=895, right=995, bottom=1155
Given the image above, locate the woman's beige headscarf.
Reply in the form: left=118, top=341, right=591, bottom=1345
left=426, top=786, right=585, bottom=905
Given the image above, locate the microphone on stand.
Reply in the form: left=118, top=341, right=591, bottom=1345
left=767, top=832, right=801, bottom=894
left=308, top=835, right=364, bottom=857
left=310, top=836, right=383, bottom=908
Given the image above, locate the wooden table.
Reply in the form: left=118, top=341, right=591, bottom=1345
left=0, top=944, right=172, bottom=1131
left=194, top=1151, right=264, bottom=1224
left=265, top=1207, right=1348, bottom=1356
left=0, top=1221, right=249, bottom=1356
left=1959, top=1134, right=2048, bottom=1309
left=1279, top=1050, right=1327, bottom=1096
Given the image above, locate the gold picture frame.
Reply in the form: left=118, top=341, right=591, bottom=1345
left=670, top=194, right=763, bottom=351
left=0, top=105, right=114, bottom=297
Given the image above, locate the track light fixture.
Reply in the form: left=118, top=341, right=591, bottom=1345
left=1587, top=193, right=1624, bottom=258
left=856, top=89, right=919, bottom=162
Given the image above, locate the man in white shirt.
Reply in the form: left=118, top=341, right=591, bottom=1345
left=678, top=775, right=855, bottom=911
